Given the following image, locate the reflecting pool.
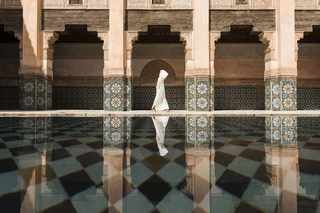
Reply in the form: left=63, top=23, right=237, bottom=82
left=0, top=116, right=319, bottom=213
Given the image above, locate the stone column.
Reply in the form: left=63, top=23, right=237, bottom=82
left=261, top=0, right=297, bottom=111
left=20, top=0, right=50, bottom=110
left=185, top=0, right=211, bottom=111
left=104, top=0, right=130, bottom=111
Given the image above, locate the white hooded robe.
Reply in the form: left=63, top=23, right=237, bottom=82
left=152, top=70, right=169, bottom=111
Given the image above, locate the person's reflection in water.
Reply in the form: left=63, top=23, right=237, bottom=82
left=152, top=116, right=169, bottom=156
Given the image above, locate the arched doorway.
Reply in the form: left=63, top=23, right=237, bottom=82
left=297, top=26, right=320, bottom=109
left=0, top=26, right=20, bottom=110
left=214, top=26, right=265, bottom=110
left=132, top=26, right=185, bottom=110
left=52, top=25, right=104, bottom=109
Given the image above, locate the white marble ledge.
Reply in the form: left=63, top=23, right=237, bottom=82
left=1, top=110, right=320, bottom=117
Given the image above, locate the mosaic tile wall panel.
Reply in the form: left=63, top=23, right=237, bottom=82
left=0, top=87, right=19, bottom=110
left=265, top=116, right=297, bottom=146
left=186, top=76, right=212, bottom=111
left=133, top=87, right=185, bottom=110
left=298, top=88, right=320, bottom=110
left=104, top=77, right=131, bottom=111
left=215, top=86, right=265, bottom=110
left=20, top=78, right=52, bottom=110
left=53, top=87, right=103, bottom=110
left=265, top=77, right=297, bottom=111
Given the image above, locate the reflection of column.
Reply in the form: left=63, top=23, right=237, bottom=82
left=103, top=147, right=124, bottom=210
left=265, top=116, right=297, bottom=146
left=260, top=0, right=297, bottom=111
left=103, top=116, right=131, bottom=211
left=185, top=0, right=212, bottom=111
left=265, top=116, right=299, bottom=213
left=20, top=0, right=50, bottom=110
left=185, top=116, right=214, bottom=211
left=186, top=116, right=214, bottom=145
left=103, top=116, right=131, bottom=146
left=18, top=117, right=51, bottom=212
left=185, top=147, right=212, bottom=212
left=104, top=0, right=131, bottom=111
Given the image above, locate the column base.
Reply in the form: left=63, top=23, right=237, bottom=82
left=20, top=76, right=52, bottom=110
left=265, top=77, right=297, bottom=111
left=103, top=76, right=131, bottom=111
left=185, top=76, right=214, bottom=111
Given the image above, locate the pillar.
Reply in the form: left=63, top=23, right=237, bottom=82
left=262, top=0, right=297, bottom=111
left=104, top=0, right=130, bottom=111
left=185, top=0, right=211, bottom=111
left=20, top=0, right=50, bottom=110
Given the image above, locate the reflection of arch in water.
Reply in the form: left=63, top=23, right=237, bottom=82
left=133, top=59, right=185, bottom=110
left=135, top=59, right=176, bottom=86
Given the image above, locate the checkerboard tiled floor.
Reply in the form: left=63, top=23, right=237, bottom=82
left=0, top=117, right=319, bottom=213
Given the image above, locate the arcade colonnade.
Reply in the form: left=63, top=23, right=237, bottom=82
left=3, top=0, right=301, bottom=111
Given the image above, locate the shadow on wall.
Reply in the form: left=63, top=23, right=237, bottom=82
left=0, top=27, right=20, bottom=110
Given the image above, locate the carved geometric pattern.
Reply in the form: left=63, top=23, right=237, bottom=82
left=133, top=86, right=185, bottom=110
left=215, top=86, right=265, bottom=110
left=265, top=77, right=297, bottom=111
left=298, top=88, right=320, bottom=110
left=20, top=77, right=52, bottom=110
left=186, top=76, right=213, bottom=111
left=52, top=87, right=103, bottom=110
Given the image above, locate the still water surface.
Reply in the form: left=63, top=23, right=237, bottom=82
left=0, top=116, right=319, bottom=213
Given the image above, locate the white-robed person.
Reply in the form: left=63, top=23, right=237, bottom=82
left=152, top=70, right=169, bottom=111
